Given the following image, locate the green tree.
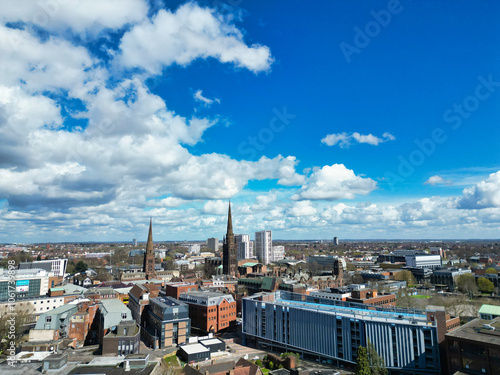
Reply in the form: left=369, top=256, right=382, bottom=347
left=477, top=277, right=495, bottom=293
left=394, top=270, right=416, bottom=286
left=74, top=260, right=88, bottom=273
left=355, top=346, right=371, bottom=375
left=485, top=267, right=498, bottom=275
left=367, top=341, right=388, bottom=375
left=456, top=273, right=478, bottom=295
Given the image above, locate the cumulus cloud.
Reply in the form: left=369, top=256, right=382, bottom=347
left=458, top=171, right=500, bottom=209
left=321, top=131, right=395, bottom=148
left=118, top=3, right=273, bottom=74
left=194, top=90, right=220, bottom=106
left=202, top=200, right=228, bottom=215
left=424, top=175, right=452, bottom=186
left=288, top=201, right=317, bottom=216
left=0, top=0, right=148, bottom=36
left=293, top=164, right=377, bottom=201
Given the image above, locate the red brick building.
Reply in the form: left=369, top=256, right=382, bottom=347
left=179, top=291, right=236, bottom=333
left=346, top=288, right=396, bottom=307
left=164, top=282, right=198, bottom=299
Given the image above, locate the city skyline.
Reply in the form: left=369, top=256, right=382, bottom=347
left=0, top=1, right=499, bottom=242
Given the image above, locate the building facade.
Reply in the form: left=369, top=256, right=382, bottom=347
left=430, top=268, right=471, bottom=290
left=405, top=255, right=442, bottom=269
left=19, top=259, right=68, bottom=277
left=179, top=291, right=236, bottom=333
left=142, top=296, right=190, bottom=348
left=255, top=230, right=272, bottom=265
left=0, top=268, right=49, bottom=301
left=207, top=238, right=219, bottom=252
left=235, top=234, right=254, bottom=261
left=446, top=316, right=500, bottom=375
left=243, top=291, right=458, bottom=374
left=271, top=246, right=285, bottom=263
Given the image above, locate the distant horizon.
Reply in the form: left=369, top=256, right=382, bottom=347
left=3, top=238, right=499, bottom=246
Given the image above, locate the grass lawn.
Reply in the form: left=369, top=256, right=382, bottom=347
left=411, top=295, right=430, bottom=299
left=261, top=369, right=270, bottom=374
left=163, top=354, right=179, bottom=367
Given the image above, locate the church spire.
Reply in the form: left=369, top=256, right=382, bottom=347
left=143, top=218, right=156, bottom=280
left=226, top=201, right=233, bottom=236
left=222, top=200, right=236, bottom=277
left=146, top=217, right=153, bottom=254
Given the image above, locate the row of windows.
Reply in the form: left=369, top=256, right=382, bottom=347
left=34, top=299, right=62, bottom=304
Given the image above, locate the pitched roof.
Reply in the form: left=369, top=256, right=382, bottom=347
left=479, top=304, right=500, bottom=316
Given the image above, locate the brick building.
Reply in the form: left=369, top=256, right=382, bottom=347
left=128, top=283, right=161, bottom=324
left=164, top=282, right=198, bottom=299
left=179, top=291, right=236, bottom=333
left=346, top=288, right=397, bottom=307
left=67, top=301, right=99, bottom=346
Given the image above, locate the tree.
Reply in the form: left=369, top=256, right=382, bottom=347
left=74, top=260, right=88, bottom=273
left=0, top=303, right=35, bottom=352
left=477, top=277, right=495, bottom=294
left=485, top=267, right=498, bottom=275
left=367, top=341, right=388, bottom=375
left=456, top=273, right=478, bottom=295
left=394, top=270, right=416, bottom=286
left=355, top=346, right=371, bottom=375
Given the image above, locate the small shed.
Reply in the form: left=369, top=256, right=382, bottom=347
left=178, top=343, right=210, bottom=363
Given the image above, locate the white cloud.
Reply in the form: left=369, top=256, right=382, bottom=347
left=118, top=3, right=273, bottom=74
left=424, top=175, right=452, bottom=186
left=0, top=25, right=97, bottom=93
left=288, top=201, right=317, bottom=217
left=202, top=200, right=228, bottom=215
left=321, top=131, right=395, bottom=148
left=293, top=164, right=377, bottom=201
left=458, top=171, right=500, bottom=209
left=0, top=0, right=148, bottom=36
left=194, top=89, right=220, bottom=106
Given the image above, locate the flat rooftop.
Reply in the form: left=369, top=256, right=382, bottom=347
left=248, top=291, right=430, bottom=325
left=181, top=343, right=210, bottom=354
left=200, top=338, right=223, bottom=345
left=446, top=317, right=500, bottom=346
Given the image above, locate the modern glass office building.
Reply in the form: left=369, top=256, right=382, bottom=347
left=242, top=291, right=446, bottom=374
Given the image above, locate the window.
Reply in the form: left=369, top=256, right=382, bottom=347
left=46, top=316, right=52, bottom=323
left=122, top=313, right=128, bottom=319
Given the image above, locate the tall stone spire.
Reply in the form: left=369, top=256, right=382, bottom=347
left=143, top=218, right=156, bottom=280
left=146, top=217, right=154, bottom=253
left=226, top=201, right=233, bottom=236
left=222, top=201, right=237, bottom=277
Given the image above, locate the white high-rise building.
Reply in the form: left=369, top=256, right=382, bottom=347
left=255, top=230, right=272, bottom=265
left=235, top=234, right=254, bottom=260
left=271, top=245, right=285, bottom=262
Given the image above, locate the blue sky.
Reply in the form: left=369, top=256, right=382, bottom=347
left=0, top=0, right=499, bottom=242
